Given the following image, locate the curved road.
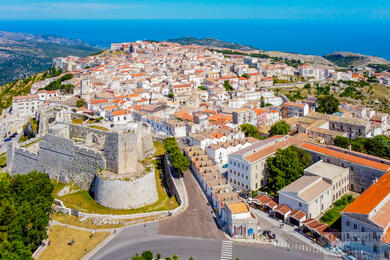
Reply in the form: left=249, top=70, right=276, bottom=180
left=89, top=172, right=337, bottom=260
left=90, top=221, right=329, bottom=260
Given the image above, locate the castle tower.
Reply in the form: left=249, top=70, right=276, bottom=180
left=104, top=132, right=139, bottom=175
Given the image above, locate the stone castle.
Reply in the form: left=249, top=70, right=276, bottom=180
left=7, top=106, right=158, bottom=209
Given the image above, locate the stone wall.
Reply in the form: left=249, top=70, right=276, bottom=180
left=9, top=133, right=105, bottom=190
left=162, top=153, right=182, bottom=205
left=92, top=169, right=158, bottom=209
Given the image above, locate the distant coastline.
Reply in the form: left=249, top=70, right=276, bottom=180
left=1, top=19, right=390, bottom=60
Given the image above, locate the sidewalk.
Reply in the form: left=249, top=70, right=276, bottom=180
left=250, top=207, right=328, bottom=253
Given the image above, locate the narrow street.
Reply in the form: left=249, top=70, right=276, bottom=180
left=158, top=170, right=226, bottom=239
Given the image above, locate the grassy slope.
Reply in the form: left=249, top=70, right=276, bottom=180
left=0, top=71, right=48, bottom=113
left=0, top=41, right=101, bottom=85
left=39, top=225, right=110, bottom=260
left=55, top=142, right=177, bottom=214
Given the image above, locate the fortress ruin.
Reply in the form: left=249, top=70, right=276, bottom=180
left=6, top=107, right=158, bottom=209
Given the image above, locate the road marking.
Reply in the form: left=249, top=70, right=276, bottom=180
left=220, top=240, right=233, bottom=260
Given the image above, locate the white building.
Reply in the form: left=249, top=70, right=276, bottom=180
left=12, top=95, right=41, bottom=117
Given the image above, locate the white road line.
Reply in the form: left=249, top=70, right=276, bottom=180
left=220, top=241, right=233, bottom=260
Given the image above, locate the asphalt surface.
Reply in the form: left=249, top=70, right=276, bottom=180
left=91, top=173, right=336, bottom=260
left=91, top=222, right=330, bottom=260
left=158, top=171, right=225, bottom=239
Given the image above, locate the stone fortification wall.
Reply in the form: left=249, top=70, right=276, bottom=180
left=92, top=169, right=158, bottom=209
left=8, top=145, right=39, bottom=174
left=38, top=134, right=105, bottom=189
left=9, top=133, right=106, bottom=190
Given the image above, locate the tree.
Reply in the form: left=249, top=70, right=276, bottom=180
left=260, top=96, right=265, bottom=108
left=241, top=73, right=249, bottom=78
left=0, top=171, right=54, bottom=259
left=317, top=95, right=340, bottom=114
left=266, top=146, right=311, bottom=196
left=76, top=99, right=85, bottom=107
left=304, top=83, right=311, bottom=89
left=163, top=137, right=190, bottom=175
left=168, top=93, right=174, bottom=99
left=198, top=86, right=206, bottom=90
left=334, top=136, right=350, bottom=149
left=269, top=120, right=290, bottom=136
left=223, top=80, right=233, bottom=91
left=240, top=124, right=259, bottom=139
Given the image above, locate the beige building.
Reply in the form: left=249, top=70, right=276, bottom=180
left=227, top=135, right=303, bottom=191
left=278, top=175, right=333, bottom=219
left=304, top=160, right=349, bottom=202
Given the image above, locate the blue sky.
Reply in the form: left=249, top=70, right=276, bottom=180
left=0, top=0, right=389, bottom=20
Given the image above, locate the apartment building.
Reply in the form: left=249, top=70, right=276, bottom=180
left=232, top=108, right=257, bottom=125
left=12, top=95, right=40, bottom=117
left=282, top=102, right=309, bottom=118
left=227, top=135, right=303, bottom=191
left=304, top=160, right=349, bottom=202
left=301, top=142, right=390, bottom=193
left=278, top=175, right=333, bottom=219
left=341, top=171, right=390, bottom=259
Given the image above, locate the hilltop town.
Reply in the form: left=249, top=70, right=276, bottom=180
left=1, top=40, right=390, bottom=260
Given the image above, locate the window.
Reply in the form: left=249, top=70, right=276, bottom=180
left=361, top=227, right=365, bottom=232
left=246, top=185, right=248, bottom=189
left=246, top=166, right=248, bottom=171
left=354, top=224, right=357, bottom=230
left=346, top=233, right=350, bottom=240
left=299, top=203, right=302, bottom=207
left=373, top=244, right=378, bottom=253
left=353, top=236, right=357, bottom=242
left=230, top=178, right=232, bottom=182
left=346, top=221, right=350, bottom=227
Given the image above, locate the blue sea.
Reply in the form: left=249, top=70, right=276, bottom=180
left=1, top=20, right=390, bottom=60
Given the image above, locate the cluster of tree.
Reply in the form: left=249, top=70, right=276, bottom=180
left=368, top=63, right=390, bottom=73
left=132, top=251, right=194, bottom=260
left=269, top=120, right=290, bottom=136
left=317, top=95, right=340, bottom=114
left=339, top=86, right=365, bottom=100
left=39, top=73, right=74, bottom=94
left=211, top=49, right=270, bottom=59
left=270, top=57, right=302, bottom=68
left=240, top=124, right=265, bottom=140
left=76, top=99, right=85, bottom=108
left=334, top=135, right=390, bottom=159
left=168, top=93, right=174, bottom=99
left=322, top=54, right=363, bottom=67
left=241, top=73, right=249, bottom=78
left=0, top=171, right=54, bottom=259
left=286, top=89, right=305, bottom=102
left=259, top=96, right=272, bottom=108
left=223, top=80, right=233, bottom=91
left=198, top=86, right=206, bottom=90
left=315, top=85, right=330, bottom=96
left=265, top=146, right=312, bottom=196
left=163, top=137, right=190, bottom=175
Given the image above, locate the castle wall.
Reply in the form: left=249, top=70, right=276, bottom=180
left=93, top=169, right=158, bottom=209
left=9, top=146, right=39, bottom=174
left=9, top=134, right=105, bottom=190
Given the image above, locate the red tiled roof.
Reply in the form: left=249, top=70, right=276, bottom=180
left=343, top=171, right=390, bottom=215
left=302, top=142, right=390, bottom=171
left=274, top=204, right=291, bottom=215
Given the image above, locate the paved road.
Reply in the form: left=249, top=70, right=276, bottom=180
left=91, top=222, right=331, bottom=260
left=158, top=171, right=225, bottom=239
left=90, top=173, right=337, bottom=260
